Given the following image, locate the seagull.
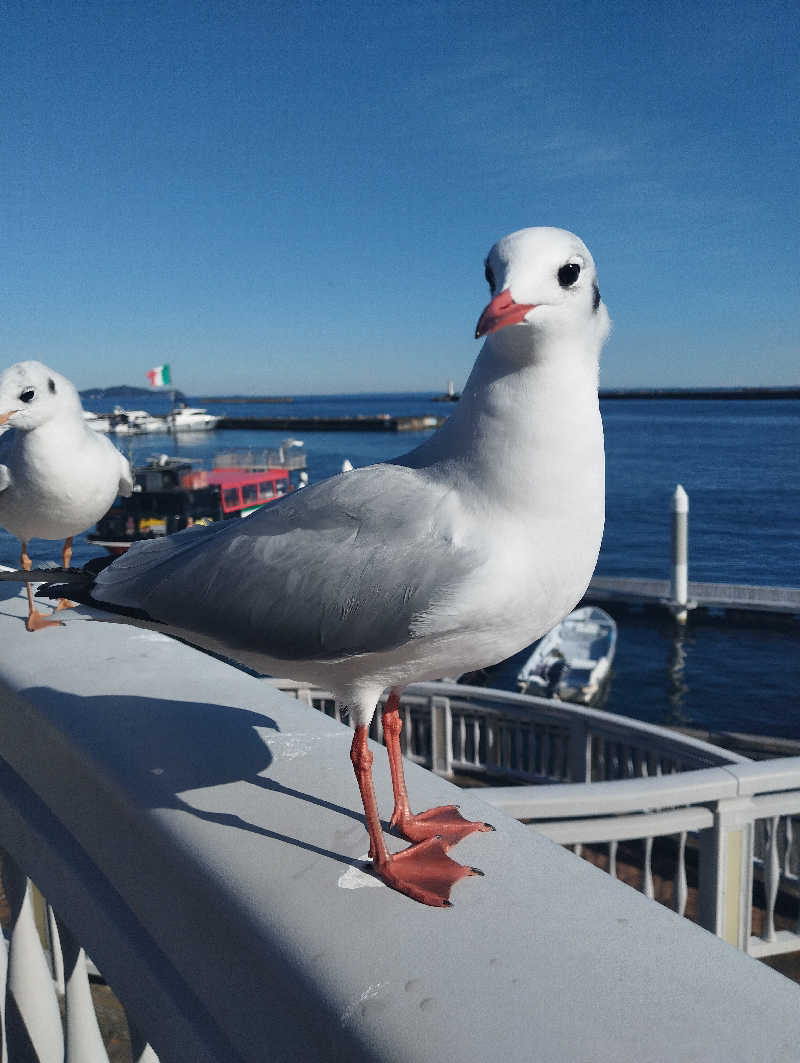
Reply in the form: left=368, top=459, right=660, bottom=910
left=42, top=227, right=611, bottom=905
left=0, top=361, right=133, bottom=630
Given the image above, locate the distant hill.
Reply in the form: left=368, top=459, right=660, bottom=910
left=80, top=385, right=186, bottom=401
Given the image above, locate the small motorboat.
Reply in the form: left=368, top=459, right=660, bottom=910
left=517, top=606, right=617, bottom=705
left=166, top=404, right=222, bottom=432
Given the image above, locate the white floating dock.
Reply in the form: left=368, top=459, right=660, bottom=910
left=585, top=576, right=800, bottom=617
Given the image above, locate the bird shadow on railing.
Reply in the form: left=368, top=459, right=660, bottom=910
left=21, top=687, right=372, bottom=870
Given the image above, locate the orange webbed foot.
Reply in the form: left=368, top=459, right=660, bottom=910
left=391, top=804, right=495, bottom=846
left=53, top=598, right=77, bottom=612
left=375, top=836, right=483, bottom=907
left=26, top=609, right=66, bottom=632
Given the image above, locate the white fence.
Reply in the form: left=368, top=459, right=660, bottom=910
left=272, top=679, right=800, bottom=959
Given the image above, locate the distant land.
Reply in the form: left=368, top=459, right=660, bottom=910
left=438, top=386, right=800, bottom=402
left=598, top=386, right=800, bottom=400
left=80, top=385, right=186, bottom=401
left=437, top=385, right=800, bottom=402
left=80, top=384, right=799, bottom=403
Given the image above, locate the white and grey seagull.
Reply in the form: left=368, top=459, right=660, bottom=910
left=0, top=361, right=133, bottom=630
left=41, top=226, right=611, bottom=906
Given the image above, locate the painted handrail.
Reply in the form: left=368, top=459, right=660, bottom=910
left=274, top=679, right=800, bottom=960
left=1, top=584, right=800, bottom=1059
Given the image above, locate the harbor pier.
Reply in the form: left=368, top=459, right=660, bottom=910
left=585, top=485, right=800, bottom=621
left=217, top=413, right=443, bottom=431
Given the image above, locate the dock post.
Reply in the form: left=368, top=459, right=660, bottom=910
left=671, top=484, right=689, bottom=623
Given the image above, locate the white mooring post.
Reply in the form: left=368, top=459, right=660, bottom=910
left=671, top=484, right=690, bottom=623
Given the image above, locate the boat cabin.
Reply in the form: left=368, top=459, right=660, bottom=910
left=89, top=458, right=292, bottom=554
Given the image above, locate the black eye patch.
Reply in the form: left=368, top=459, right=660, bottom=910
left=592, top=283, right=601, bottom=311
left=19, top=388, right=35, bottom=403
left=48, top=377, right=56, bottom=393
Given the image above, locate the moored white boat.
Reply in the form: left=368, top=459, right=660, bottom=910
left=166, top=404, right=222, bottom=432
left=83, top=410, right=112, bottom=433
left=111, top=407, right=168, bottom=435
left=517, top=605, right=617, bottom=705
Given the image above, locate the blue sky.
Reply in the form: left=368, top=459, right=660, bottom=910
left=2, top=0, right=797, bottom=394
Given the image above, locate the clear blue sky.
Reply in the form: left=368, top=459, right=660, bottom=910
left=2, top=0, right=797, bottom=394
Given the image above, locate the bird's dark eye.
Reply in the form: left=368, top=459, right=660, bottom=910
left=557, top=263, right=581, bottom=288
left=19, top=388, right=35, bottom=404
left=484, top=261, right=496, bottom=293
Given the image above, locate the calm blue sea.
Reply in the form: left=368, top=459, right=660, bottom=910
left=2, top=394, right=798, bottom=738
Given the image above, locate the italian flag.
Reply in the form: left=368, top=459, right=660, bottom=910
left=146, top=364, right=172, bottom=387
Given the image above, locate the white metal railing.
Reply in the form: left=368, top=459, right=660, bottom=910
left=482, top=760, right=800, bottom=959
left=0, top=851, right=158, bottom=1063
left=272, top=679, right=800, bottom=959
left=269, top=679, right=747, bottom=782
left=0, top=625, right=798, bottom=1062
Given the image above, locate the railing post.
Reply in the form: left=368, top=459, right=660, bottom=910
left=429, top=696, right=453, bottom=777
left=698, top=797, right=755, bottom=950
left=569, top=720, right=591, bottom=783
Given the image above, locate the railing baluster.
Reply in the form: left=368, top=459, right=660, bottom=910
left=762, top=815, right=780, bottom=943
left=1, top=854, right=64, bottom=1063
left=541, top=730, right=551, bottom=779
left=674, top=832, right=688, bottom=916
left=128, top=1022, right=160, bottom=1063
left=608, top=839, right=617, bottom=878
left=643, top=836, right=655, bottom=899
left=55, top=914, right=110, bottom=1063
left=783, top=815, right=794, bottom=879
left=45, top=905, right=64, bottom=995
left=0, top=905, right=8, bottom=1063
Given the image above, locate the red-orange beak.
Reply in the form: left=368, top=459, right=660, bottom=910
left=0, top=410, right=19, bottom=426
left=475, top=289, right=536, bottom=339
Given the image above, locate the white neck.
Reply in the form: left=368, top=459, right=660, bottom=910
left=401, top=325, right=605, bottom=518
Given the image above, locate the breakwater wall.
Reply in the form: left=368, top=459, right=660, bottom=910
left=217, top=414, right=443, bottom=432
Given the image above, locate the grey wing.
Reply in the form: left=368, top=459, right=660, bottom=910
left=93, top=464, right=488, bottom=661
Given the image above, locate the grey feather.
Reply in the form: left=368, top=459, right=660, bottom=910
left=93, top=464, right=488, bottom=661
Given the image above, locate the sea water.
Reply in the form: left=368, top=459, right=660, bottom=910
left=1, top=395, right=798, bottom=737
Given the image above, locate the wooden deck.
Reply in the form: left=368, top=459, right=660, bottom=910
left=584, top=576, right=800, bottom=618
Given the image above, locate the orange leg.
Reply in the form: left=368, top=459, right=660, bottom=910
left=382, top=690, right=494, bottom=845
left=53, top=537, right=76, bottom=613
left=350, top=725, right=481, bottom=907
left=20, top=542, right=64, bottom=632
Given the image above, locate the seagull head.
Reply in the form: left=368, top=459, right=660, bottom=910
left=475, top=227, right=610, bottom=357
left=0, top=361, right=83, bottom=432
